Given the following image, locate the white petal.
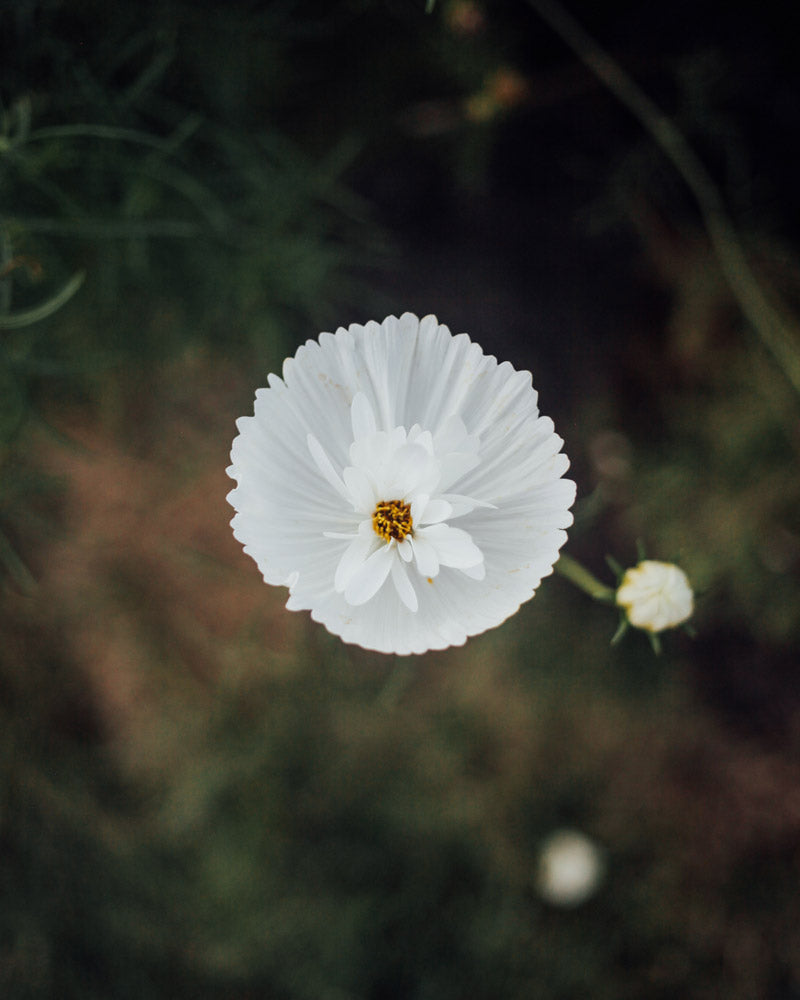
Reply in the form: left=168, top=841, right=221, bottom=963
left=391, top=558, right=418, bottom=612
left=343, top=465, right=376, bottom=513
left=410, top=493, right=430, bottom=524
left=307, top=433, right=349, bottom=501
left=418, top=522, right=483, bottom=569
left=439, top=493, right=497, bottom=517
left=384, top=443, right=437, bottom=496
left=418, top=497, right=452, bottom=525
left=460, top=562, right=486, bottom=580
left=438, top=450, right=480, bottom=490
left=349, top=429, right=392, bottom=471
left=433, top=414, right=472, bottom=454
left=413, top=429, right=434, bottom=456
left=409, top=533, right=440, bottom=578
left=351, top=391, right=377, bottom=440
left=344, top=544, right=394, bottom=606
left=464, top=416, right=568, bottom=502
left=397, top=538, right=414, bottom=562
left=334, top=532, right=377, bottom=593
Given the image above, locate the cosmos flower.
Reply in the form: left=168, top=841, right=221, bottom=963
left=616, top=560, right=694, bottom=634
left=227, top=313, right=575, bottom=654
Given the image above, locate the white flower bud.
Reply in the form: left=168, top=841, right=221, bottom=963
left=616, top=560, right=693, bottom=633
left=536, top=829, right=605, bottom=907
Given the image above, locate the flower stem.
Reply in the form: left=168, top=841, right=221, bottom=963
left=525, top=0, right=800, bottom=399
left=555, top=553, right=616, bottom=604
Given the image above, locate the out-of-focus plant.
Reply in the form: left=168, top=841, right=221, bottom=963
left=517, top=0, right=800, bottom=651
left=0, top=8, right=385, bottom=592
left=0, top=94, right=378, bottom=375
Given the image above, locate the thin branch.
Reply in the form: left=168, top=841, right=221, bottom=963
left=555, top=553, right=616, bottom=603
left=526, top=0, right=800, bottom=397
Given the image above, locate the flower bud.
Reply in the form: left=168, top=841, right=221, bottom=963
left=536, top=830, right=605, bottom=907
left=616, top=560, right=693, bottom=633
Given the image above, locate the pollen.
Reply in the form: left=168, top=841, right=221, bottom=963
left=372, top=499, right=413, bottom=543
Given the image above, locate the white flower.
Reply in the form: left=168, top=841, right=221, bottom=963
left=536, top=829, right=605, bottom=907
left=227, top=313, right=575, bottom=654
left=616, top=560, right=694, bottom=633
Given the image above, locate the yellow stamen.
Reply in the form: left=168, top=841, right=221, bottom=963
left=372, top=499, right=413, bottom=543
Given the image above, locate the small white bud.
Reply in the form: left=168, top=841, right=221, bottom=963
left=536, top=829, right=605, bottom=907
left=616, top=560, right=694, bottom=633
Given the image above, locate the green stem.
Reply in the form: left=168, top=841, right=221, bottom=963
left=0, top=270, right=85, bottom=329
left=526, top=0, right=800, bottom=399
left=555, top=553, right=616, bottom=603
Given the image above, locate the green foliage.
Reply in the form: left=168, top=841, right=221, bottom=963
left=0, top=7, right=384, bottom=445
left=0, top=0, right=388, bottom=591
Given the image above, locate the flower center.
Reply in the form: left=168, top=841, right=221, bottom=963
left=372, top=499, right=413, bottom=543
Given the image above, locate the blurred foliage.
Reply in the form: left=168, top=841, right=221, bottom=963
left=589, top=64, right=800, bottom=652
left=0, top=0, right=392, bottom=589
left=2, top=1, right=800, bottom=999
left=0, top=0, right=395, bottom=409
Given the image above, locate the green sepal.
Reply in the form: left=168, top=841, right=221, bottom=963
left=605, top=554, right=624, bottom=581
left=610, top=616, right=628, bottom=646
